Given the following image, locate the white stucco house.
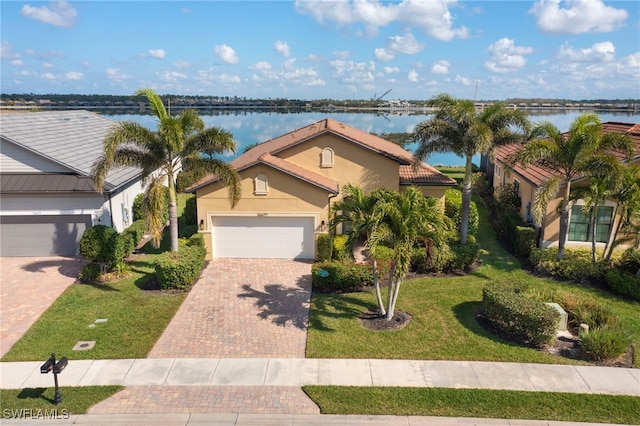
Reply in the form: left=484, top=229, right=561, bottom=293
left=0, top=110, right=145, bottom=256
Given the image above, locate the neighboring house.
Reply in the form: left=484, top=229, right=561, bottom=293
left=0, top=110, right=144, bottom=256
left=188, top=118, right=457, bottom=260
left=487, top=121, right=640, bottom=251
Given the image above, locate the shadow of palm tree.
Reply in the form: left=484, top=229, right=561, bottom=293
left=308, top=292, right=378, bottom=332
left=237, top=274, right=312, bottom=330
left=21, top=257, right=86, bottom=279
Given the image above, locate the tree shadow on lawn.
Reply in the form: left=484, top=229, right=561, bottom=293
left=308, top=291, right=378, bottom=332
left=237, top=274, right=312, bottom=330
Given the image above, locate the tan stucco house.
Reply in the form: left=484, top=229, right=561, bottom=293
left=488, top=121, right=640, bottom=251
left=188, top=118, right=456, bottom=260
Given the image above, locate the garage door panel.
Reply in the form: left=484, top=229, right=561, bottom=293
left=0, top=215, right=91, bottom=256
left=211, top=216, right=314, bottom=259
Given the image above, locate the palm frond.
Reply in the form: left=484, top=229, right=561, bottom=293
left=135, top=88, right=168, bottom=121
left=532, top=175, right=563, bottom=225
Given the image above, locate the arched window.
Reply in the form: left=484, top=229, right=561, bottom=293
left=254, top=174, right=269, bottom=195
left=321, top=147, right=334, bottom=167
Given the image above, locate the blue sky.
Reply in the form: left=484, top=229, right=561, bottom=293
left=1, top=0, right=639, bottom=100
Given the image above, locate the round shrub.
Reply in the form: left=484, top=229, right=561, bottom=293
left=79, top=225, right=128, bottom=270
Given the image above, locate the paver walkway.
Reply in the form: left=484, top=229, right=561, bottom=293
left=0, top=256, right=86, bottom=357
left=149, top=259, right=313, bottom=358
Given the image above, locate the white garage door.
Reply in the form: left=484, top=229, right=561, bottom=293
left=211, top=216, right=315, bottom=259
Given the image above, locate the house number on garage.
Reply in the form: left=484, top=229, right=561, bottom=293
left=257, top=212, right=268, bottom=216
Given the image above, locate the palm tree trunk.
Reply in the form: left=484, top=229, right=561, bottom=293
left=557, top=182, right=572, bottom=261
left=168, top=179, right=179, bottom=252
left=385, top=263, right=396, bottom=320
left=604, top=205, right=623, bottom=262
left=459, top=154, right=474, bottom=245
left=386, top=276, right=402, bottom=321
left=372, top=259, right=386, bottom=316
left=590, top=206, right=597, bottom=262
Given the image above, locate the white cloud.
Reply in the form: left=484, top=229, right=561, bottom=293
left=374, top=32, right=424, bottom=62
left=64, top=71, right=83, bottom=80
left=21, top=1, right=77, bottom=27
left=408, top=69, right=419, bottom=82
left=485, top=38, right=533, bottom=73
left=455, top=74, right=472, bottom=85
left=214, top=44, right=239, bottom=64
left=330, top=59, right=375, bottom=85
left=105, top=67, right=132, bottom=82
left=1, top=40, right=19, bottom=59
left=374, top=48, right=394, bottom=62
left=384, top=66, right=400, bottom=74
left=557, top=41, right=616, bottom=62
left=174, top=60, right=190, bottom=68
left=274, top=40, right=290, bottom=57
left=332, top=51, right=350, bottom=60
left=295, top=0, right=467, bottom=41
left=250, top=61, right=272, bottom=71
left=431, top=60, right=450, bottom=74
left=158, top=71, right=187, bottom=82
left=40, top=72, right=55, bottom=80
left=11, top=59, right=24, bottom=66
left=529, top=0, right=628, bottom=34
left=149, top=49, right=166, bottom=59
left=43, top=62, right=54, bottom=68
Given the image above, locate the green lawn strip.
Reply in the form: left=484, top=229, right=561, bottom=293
left=303, top=386, right=640, bottom=424
left=306, top=203, right=640, bottom=365
left=0, top=386, right=123, bottom=417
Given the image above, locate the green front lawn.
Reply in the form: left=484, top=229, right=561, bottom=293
left=306, top=204, right=640, bottom=365
left=304, top=387, right=640, bottom=425
left=0, top=387, right=123, bottom=417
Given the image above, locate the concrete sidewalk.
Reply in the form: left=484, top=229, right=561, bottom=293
left=0, top=413, right=629, bottom=426
left=2, top=358, right=639, bottom=395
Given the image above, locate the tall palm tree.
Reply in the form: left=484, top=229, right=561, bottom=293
left=368, top=187, right=451, bottom=320
left=92, top=88, right=241, bottom=252
left=331, top=184, right=390, bottom=315
left=413, top=94, right=530, bottom=244
left=510, top=113, right=634, bottom=260
left=604, top=163, right=640, bottom=261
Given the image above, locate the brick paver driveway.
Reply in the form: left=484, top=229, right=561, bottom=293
left=0, top=256, right=85, bottom=357
left=149, top=258, right=313, bottom=358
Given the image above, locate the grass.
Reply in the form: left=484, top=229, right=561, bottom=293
left=303, top=386, right=640, bottom=425
left=435, top=166, right=466, bottom=184
left=0, top=386, right=123, bottom=417
left=1, top=194, right=195, bottom=362
left=306, top=202, right=640, bottom=366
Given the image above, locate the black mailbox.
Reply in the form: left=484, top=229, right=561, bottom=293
left=40, top=358, right=54, bottom=374
left=53, top=357, right=68, bottom=374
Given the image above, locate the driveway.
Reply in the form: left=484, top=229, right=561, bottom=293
left=0, top=256, right=86, bottom=357
left=149, top=258, right=313, bottom=358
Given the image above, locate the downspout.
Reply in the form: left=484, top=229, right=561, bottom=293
left=108, top=191, right=115, bottom=230
left=327, top=185, right=339, bottom=234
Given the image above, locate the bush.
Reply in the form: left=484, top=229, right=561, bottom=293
left=316, top=234, right=333, bottom=262
left=449, top=242, right=480, bottom=271
left=182, top=196, right=198, bottom=227
left=445, top=188, right=479, bottom=236
left=513, top=226, right=536, bottom=258
left=311, top=261, right=377, bottom=293
left=122, top=220, right=147, bottom=249
left=605, top=269, right=640, bottom=301
left=132, top=189, right=170, bottom=224
left=332, top=234, right=350, bottom=260
left=79, top=225, right=127, bottom=268
left=555, top=292, right=618, bottom=329
left=530, top=248, right=605, bottom=283
left=154, top=242, right=206, bottom=291
left=580, top=326, right=631, bottom=361
left=618, top=248, right=640, bottom=275
left=482, top=280, right=559, bottom=347
left=78, top=263, right=101, bottom=282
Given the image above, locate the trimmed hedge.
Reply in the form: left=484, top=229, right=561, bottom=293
left=529, top=248, right=606, bottom=283
left=332, top=234, right=350, bottom=260
left=316, top=234, right=333, bottom=262
left=79, top=225, right=127, bottom=268
left=122, top=219, right=146, bottom=253
left=312, top=261, right=375, bottom=293
left=154, top=239, right=206, bottom=291
left=482, top=280, right=559, bottom=347
left=605, top=269, right=640, bottom=301
left=450, top=242, right=480, bottom=271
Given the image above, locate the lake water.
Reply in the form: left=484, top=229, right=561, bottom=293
left=105, top=110, right=640, bottom=167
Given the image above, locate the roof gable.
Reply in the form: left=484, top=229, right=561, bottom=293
left=0, top=110, right=141, bottom=191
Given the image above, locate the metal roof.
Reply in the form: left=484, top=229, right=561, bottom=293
left=0, top=110, right=141, bottom=191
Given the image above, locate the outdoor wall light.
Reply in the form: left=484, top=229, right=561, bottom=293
left=320, top=220, right=326, bottom=231
left=40, top=353, right=68, bottom=405
left=199, top=219, right=204, bottom=230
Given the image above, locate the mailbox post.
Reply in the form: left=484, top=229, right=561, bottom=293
left=40, top=353, right=68, bottom=405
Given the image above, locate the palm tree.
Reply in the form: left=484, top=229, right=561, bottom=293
left=92, top=88, right=241, bottom=252
left=368, top=187, right=451, bottom=320
left=331, top=184, right=390, bottom=315
left=509, top=113, right=634, bottom=260
left=604, top=163, right=640, bottom=261
left=413, top=94, right=530, bottom=244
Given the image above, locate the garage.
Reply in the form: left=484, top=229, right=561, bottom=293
left=211, top=215, right=315, bottom=259
left=0, top=214, right=92, bottom=257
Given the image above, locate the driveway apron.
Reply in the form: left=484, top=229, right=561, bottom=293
left=149, top=258, right=313, bottom=359
left=0, top=256, right=85, bottom=358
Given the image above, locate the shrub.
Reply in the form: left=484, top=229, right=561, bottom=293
left=482, top=280, right=559, bottom=347
left=182, top=196, right=197, bottom=227
left=618, top=248, right=640, bottom=275
left=513, top=226, right=536, bottom=258
left=605, top=269, right=640, bottom=301
left=445, top=188, right=479, bottom=236
left=79, top=225, right=127, bottom=269
left=154, top=242, right=206, bottom=291
left=316, top=234, right=333, bottom=262
left=580, top=326, right=631, bottom=361
left=449, top=242, right=480, bottom=271
left=312, top=261, right=376, bottom=293
left=530, top=248, right=605, bottom=283
left=555, top=292, right=618, bottom=329
left=332, top=234, right=350, bottom=260
left=78, top=263, right=101, bottom=282
left=122, top=220, right=147, bottom=249
left=132, top=189, right=170, bottom=224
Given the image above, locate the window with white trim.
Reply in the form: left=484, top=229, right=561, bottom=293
left=254, top=174, right=269, bottom=195
left=568, top=205, right=613, bottom=243
left=321, top=147, right=334, bottom=167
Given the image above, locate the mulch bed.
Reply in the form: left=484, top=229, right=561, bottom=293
left=359, top=310, right=413, bottom=331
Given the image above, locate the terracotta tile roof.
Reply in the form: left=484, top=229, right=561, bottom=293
left=257, top=153, right=339, bottom=193
left=400, top=163, right=457, bottom=186
left=187, top=118, right=449, bottom=192
left=495, top=121, right=640, bottom=188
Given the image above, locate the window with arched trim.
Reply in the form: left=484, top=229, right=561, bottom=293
left=254, top=173, right=269, bottom=195
left=321, top=147, right=334, bottom=167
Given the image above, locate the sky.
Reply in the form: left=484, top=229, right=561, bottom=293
left=1, top=0, right=639, bottom=100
